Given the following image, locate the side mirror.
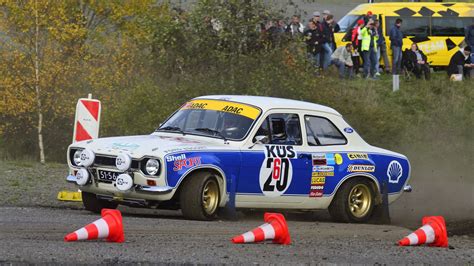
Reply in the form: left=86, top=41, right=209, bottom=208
left=254, top=135, right=269, bottom=144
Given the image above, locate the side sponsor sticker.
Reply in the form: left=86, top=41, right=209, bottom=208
left=259, top=145, right=296, bottom=197
left=312, top=166, right=334, bottom=172
left=173, top=157, right=201, bottom=171
left=312, top=171, right=334, bottom=177
left=387, top=160, right=403, bottom=184
left=347, top=165, right=375, bottom=173
left=347, top=153, right=369, bottom=160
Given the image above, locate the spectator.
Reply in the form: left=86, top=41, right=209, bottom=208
left=286, top=15, right=304, bottom=37
left=322, top=10, right=331, bottom=22
left=389, top=18, right=404, bottom=75
left=375, top=19, right=390, bottom=75
left=364, top=11, right=374, bottom=24
left=266, top=19, right=285, bottom=47
left=465, top=22, right=474, bottom=63
left=360, top=19, right=379, bottom=79
left=405, top=43, right=430, bottom=80
left=311, top=11, right=321, bottom=24
left=351, top=19, right=364, bottom=76
left=330, top=43, right=354, bottom=79
left=447, top=46, right=474, bottom=79
left=303, top=20, right=324, bottom=71
left=321, top=14, right=335, bottom=70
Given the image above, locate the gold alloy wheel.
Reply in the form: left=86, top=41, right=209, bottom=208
left=202, top=179, right=219, bottom=215
left=348, top=184, right=372, bottom=218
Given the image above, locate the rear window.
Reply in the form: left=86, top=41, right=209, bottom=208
left=431, top=17, right=473, bottom=36
left=305, top=116, right=347, bottom=146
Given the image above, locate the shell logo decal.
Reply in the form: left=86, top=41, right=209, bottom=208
left=387, top=161, right=403, bottom=184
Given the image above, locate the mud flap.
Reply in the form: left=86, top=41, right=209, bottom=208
left=57, top=190, right=82, bottom=202
left=370, top=180, right=391, bottom=224
left=219, top=174, right=238, bottom=220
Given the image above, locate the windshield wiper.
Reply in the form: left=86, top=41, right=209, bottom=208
left=156, top=126, right=185, bottom=135
left=194, top=128, right=227, bottom=142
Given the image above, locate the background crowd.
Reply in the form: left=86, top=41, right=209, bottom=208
left=260, top=10, right=474, bottom=80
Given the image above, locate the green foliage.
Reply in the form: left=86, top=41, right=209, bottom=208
left=0, top=0, right=472, bottom=164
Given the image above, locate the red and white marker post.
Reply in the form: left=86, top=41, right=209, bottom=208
left=73, top=94, right=101, bottom=143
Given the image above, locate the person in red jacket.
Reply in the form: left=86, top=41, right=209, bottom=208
left=351, top=19, right=364, bottom=76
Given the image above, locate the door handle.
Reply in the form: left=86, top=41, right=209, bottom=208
left=298, top=153, right=312, bottom=160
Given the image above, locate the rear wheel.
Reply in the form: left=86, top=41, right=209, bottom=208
left=82, top=191, right=118, bottom=213
left=328, top=178, right=375, bottom=223
left=180, top=171, right=220, bottom=220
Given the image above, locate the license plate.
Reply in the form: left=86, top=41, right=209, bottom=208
left=97, top=170, right=121, bottom=182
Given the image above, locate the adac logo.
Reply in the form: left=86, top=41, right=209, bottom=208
left=387, top=160, right=403, bottom=184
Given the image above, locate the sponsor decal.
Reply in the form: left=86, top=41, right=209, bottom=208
left=181, top=99, right=261, bottom=119
left=310, top=185, right=324, bottom=190
left=347, top=165, right=375, bottom=172
left=335, top=153, right=343, bottom=165
left=347, top=153, right=369, bottom=160
left=158, top=136, right=201, bottom=144
left=110, top=142, right=140, bottom=151
left=344, top=127, right=354, bottom=133
left=387, top=160, right=403, bottom=184
left=163, top=146, right=206, bottom=153
left=259, top=145, right=296, bottom=197
left=173, top=157, right=201, bottom=171
left=312, top=153, right=335, bottom=165
left=309, top=189, right=324, bottom=198
left=311, top=176, right=325, bottom=185
left=312, top=171, right=334, bottom=177
left=312, top=165, right=334, bottom=172
left=166, top=154, right=186, bottom=162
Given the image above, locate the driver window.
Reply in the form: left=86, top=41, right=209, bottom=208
left=254, top=113, right=302, bottom=145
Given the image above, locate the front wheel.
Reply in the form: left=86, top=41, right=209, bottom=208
left=82, top=191, right=118, bottom=213
left=180, top=171, right=220, bottom=220
left=328, top=178, right=375, bottom=223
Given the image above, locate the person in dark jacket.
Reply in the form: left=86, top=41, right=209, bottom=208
left=304, top=20, right=324, bottom=70
left=447, top=46, right=473, bottom=79
left=389, top=18, right=403, bottom=75
left=405, top=43, right=430, bottom=80
left=320, top=14, right=335, bottom=70
left=465, top=22, right=474, bottom=63
left=375, top=19, right=390, bottom=74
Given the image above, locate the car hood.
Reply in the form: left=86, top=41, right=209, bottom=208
left=69, top=134, right=226, bottom=158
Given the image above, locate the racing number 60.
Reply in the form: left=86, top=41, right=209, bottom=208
left=263, top=158, right=289, bottom=192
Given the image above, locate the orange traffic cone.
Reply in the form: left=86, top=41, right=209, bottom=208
left=65, top=209, right=124, bottom=243
left=232, top=212, right=291, bottom=245
left=398, top=216, right=448, bottom=248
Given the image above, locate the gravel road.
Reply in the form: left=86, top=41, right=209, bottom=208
left=1, top=161, right=473, bottom=264
left=1, top=207, right=473, bottom=264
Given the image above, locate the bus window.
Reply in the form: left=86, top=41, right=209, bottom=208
left=386, top=16, right=429, bottom=36
left=431, top=18, right=473, bottom=36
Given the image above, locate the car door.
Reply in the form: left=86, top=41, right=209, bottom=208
left=236, top=110, right=312, bottom=208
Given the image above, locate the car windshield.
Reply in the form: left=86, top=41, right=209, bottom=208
left=156, top=99, right=261, bottom=140
left=337, top=14, right=360, bottom=33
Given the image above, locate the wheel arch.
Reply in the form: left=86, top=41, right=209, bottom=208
left=330, top=173, right=382, bottom=205
left=173, top=165, right=228, bottom=207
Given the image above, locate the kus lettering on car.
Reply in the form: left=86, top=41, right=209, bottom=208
left=347, top=165, right=375, bottom=172
left=173, top=157, right=202, bottom=171
left=347, top=153, right=369, bottom=160
left=259, top=145, right=296, bottom=197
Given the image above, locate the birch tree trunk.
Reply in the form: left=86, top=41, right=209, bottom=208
left=34, top=0, right=45, bottom=164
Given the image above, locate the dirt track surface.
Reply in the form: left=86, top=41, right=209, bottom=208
left=0, top=207, right=473, bottom=264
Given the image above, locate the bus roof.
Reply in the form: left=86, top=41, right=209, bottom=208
left=349, top=2, right=474, bottom=17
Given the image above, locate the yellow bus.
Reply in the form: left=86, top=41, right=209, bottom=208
left=335, top=2, right=474, bottom=67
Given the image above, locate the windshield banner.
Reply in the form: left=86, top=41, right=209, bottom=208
left=181, top=100, right=261, bottom=119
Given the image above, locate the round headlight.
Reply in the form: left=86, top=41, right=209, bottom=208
left=145, top=159, right=160, bottom=176
left=73, top=150, right=82, bottom=166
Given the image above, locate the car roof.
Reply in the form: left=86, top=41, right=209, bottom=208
left=194, top=95, right=341, bottom=116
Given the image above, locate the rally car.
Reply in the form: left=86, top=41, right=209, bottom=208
left=66, top=95, right=412, bottom=222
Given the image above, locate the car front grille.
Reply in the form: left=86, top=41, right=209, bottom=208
left=94, top=155, right=140, bottom=169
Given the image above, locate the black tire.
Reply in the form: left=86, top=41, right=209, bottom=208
left=328, top=177, right=375, bottom=223
left=82, top=191, right=118, bottom=213
left=179, top=171, right=220, bottom=220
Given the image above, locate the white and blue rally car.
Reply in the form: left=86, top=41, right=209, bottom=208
left=67, top=95, right=412, bottom=222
